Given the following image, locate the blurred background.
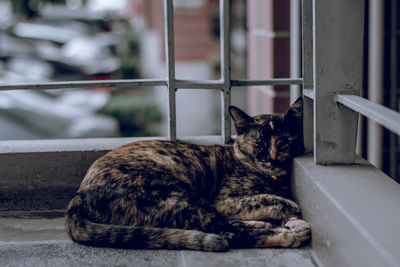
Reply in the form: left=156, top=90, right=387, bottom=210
left=0, top=0, right=399, bottom=181
left=0, top=0, right=249, bottom=140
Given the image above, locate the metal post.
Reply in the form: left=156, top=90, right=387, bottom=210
left=368, top=0, right=383, bottom=169
left=290, top=0, right=301, bottom=104
left=313, top=0, right=364, bottom=164
left=390, top=0, right=399, bottom=180
left=220, top=0, right=231, bottom=144
left=164, top=0, right=177, bottom=141
left=302, top=0, right=313, bottom=153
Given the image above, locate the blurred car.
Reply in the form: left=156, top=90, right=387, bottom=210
left=0, top=87, right=120, bottom=140
left=0, top=5, right=130, bottom=139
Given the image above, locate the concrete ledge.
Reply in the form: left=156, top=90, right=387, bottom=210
left=0, top=136, right=225, bottom=153
left=0, top=136, right=225, bottom=210
left=292, top=154, right=400, bottom=267
left=0, top=150, right=106, bottom=210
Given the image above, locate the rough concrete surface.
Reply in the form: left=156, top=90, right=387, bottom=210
left=0, top=214, right=317, bottom=267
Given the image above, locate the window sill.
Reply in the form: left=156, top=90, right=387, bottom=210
left=293, top=154, right=400, bottom=267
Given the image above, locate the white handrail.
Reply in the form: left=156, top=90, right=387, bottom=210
left=336, top=94, right=400, bottom=136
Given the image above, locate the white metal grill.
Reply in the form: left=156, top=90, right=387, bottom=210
left=0, top=0, right=301, bottom=144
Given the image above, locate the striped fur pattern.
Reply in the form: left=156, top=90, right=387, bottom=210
left=65, top=97, right=310, bottom=251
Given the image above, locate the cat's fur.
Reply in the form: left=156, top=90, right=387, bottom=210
left=65, top=97, right=310, bottom=251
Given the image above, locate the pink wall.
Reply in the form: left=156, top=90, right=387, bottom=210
left=247, top=0, right=291, bottom=115
left=142, top=0, right=213, bottom=61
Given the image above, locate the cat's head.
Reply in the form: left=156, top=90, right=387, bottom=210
left=229, top=97, right=304, bottom=171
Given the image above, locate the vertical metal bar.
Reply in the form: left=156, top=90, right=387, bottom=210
left=302, top=0, right=314, bottom=153
left=164, top=0, right=177, bottom=141
left=220, top=0, right=231, bottom=144
left=290, top=0, right=301, bottom=104
left=302, top=0, right=313, bottom=91
left=368, top=0, right=383, bottom=169
left=313, top=0, right=364, bottom=164
left=390, top=0, right=398, bottom=180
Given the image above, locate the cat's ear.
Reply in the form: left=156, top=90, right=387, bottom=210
left=229, top=106, right=252, bottom=134
left=284, top=97, right=303, bottom=126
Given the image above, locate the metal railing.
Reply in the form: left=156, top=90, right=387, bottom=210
left=302, top=0, right=400, bottom=166
left=0, top=0, right=300, bottom=144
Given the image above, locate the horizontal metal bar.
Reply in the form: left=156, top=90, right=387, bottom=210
left=303, top=88, right=314, bottom=99
left=0, top=79, right=167, bottom=91
left=0, top=78, right=304, bottom=91
left=231, top=78, right=303, bottom=86
left=175, top=79, right=223, bottom=89
left=336, top=94, right=400, bottom=136
left=176, top=78, right=303, bottom=89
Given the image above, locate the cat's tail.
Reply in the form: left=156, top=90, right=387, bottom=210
left=65, top=194, right=229, bottom=252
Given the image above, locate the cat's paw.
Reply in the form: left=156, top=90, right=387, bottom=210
left=284, top=217, right=311, bottom=247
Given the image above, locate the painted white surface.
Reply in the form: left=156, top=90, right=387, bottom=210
left=293, top=154, right=400, bottom=267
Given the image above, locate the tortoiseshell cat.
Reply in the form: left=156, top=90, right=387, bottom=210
left=65, top=97, right=310, bottom=251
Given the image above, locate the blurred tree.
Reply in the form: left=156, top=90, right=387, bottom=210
left=100, top=94, right=162, bottom=137
left=7, top=0, right=66, bottom=19
left=121, top=22, right=140, bottom=79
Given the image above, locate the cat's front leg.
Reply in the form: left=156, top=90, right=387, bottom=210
left=229, top=220, right=273, bottom=229
left=222, top=221, right=311, bottom=248
left=214, top=194, right=300, bottom=222
left=253, top=218, right=311, bottom=248
left=253, top=224, right=310, bottom=248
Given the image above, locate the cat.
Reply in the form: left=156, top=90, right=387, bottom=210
left=65, top=97, right=310, bottom=251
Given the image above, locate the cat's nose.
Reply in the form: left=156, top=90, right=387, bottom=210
left=270, top=137, right=278, bottom=160
left=270, top=150, right=277, bottom=160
